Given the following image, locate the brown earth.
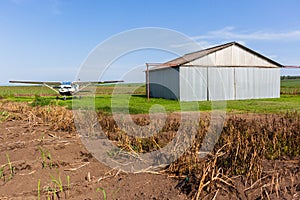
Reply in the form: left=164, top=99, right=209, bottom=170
left=0, top=102, right=299, bottom=199
left=0, top=119, right=187, bottom=200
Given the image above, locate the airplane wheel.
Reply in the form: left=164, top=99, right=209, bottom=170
left=63, top=96, right=66, bottom=101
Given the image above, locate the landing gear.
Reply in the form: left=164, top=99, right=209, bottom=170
left=63, top=96, right=66, bottom=101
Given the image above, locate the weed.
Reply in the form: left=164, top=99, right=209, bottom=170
left=47, top=151, right=53, bottom=169
left=0, top=111, right=9, bottom=121
left=43, top=173, right=64, bottom=200
left=44, top=173, right=71, bottom=199
left=45, top=186, right=57, bottom=200
left=0, top=154, right=14, bottom=182
left=66, top=175, right=70, bottom=198
left=6, top=153, right=14, bottom=180
left=0, top=166, right=4, bottom=180
left=38, top=179, right=41, bottom=200
left=96, top=187, right=107, bottom=200
left=38, top=146, right=47, bottom=168
left=50, top=173, right=63, bottom=193
left=38, top=146, right=52, bottom=169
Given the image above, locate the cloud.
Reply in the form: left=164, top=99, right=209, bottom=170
left=170, top=26, right=300, bottom=53
left=192, top=27, right=300, bottom=41
left=195, top=40, right=215, bottom=49
left=170, top=40, right=221, bottom=52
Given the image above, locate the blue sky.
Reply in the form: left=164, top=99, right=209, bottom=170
left=1, top=0, right=300, bottom=85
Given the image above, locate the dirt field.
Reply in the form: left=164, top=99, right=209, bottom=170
left=0, top=120, right=188, bottom=199
left=0, top=101, right=299, bottom=199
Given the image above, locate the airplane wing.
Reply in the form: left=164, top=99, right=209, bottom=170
left=9, top=80, right=62, bottom=85
left=9, top=80, right=124, bottom=96
left=71, top=80, right=124, bottom=95
left=9, top=80, right=61, bottom=94
left=72, top=80, right=124, bottom=85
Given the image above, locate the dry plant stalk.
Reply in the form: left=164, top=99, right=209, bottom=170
left=1, top=101, right=300, bottom=199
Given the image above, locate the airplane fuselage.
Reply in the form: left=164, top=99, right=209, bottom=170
left=58, top=83, right=78, bottom=96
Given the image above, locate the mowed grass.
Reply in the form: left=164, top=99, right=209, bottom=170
left=280, top=78, right=300, bottom=94
left=72, top=94, right=300, bottom=114
left=0, top=86, right=57, bottom=97
left=1, top=80, right=300, bottom=114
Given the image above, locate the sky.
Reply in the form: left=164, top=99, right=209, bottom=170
left=1, top=0, right=300, bottom=85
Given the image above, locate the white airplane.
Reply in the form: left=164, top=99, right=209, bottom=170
left=9, top=80, right=123, bottom=100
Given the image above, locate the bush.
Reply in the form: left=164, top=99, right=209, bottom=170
left=31, top=95, right=52, bottom=107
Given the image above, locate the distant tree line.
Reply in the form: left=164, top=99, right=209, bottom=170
left=281, top=76, right=300, bottom=80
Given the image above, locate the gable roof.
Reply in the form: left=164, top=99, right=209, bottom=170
left=150, top=42, right=282, bottom=70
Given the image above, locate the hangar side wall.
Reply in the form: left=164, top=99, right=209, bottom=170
left=149, top=67, right=280, bottom=101
left=180, top=67, right=236, bottom=101
left=149, top=67, right=179, bottom=100
left=179, top=67, right=207, bottom=101
left=208, top=67, right=235, bottom=100
left=179, top=67, right=280, bottom=101
left=235, top=68, right=280, bottom=99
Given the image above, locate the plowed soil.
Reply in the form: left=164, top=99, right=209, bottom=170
left=0, top=102, right=299, bottom=199
left=0, top=119, right=187, bottom=200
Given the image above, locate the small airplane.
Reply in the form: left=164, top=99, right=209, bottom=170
left=9, top=80, right=124, bottom=100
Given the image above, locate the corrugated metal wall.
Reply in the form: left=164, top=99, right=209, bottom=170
left=180, top=67, right=207, bottom=101
left=180, top=67, right=236, bottom=101
left=149, top=67, right=179, bottom=100
left=235, top=68, right=280, bottom=99
left=149, top=44, right=280, bottom=101
left=150, top=67, right=280, bottom=101
left=186, top=45, right=277, bottom=67
left=208, top=67, right=235, bottom=100
left=178, top=67, right=280, bottom=101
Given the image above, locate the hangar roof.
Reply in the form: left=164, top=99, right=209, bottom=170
left=149, top=42, right=282, bottom=71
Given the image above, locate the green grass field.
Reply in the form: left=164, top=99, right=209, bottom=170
left=0, top=86, right=58, bottom=97
left=280, top=78, right=300, bottom=94
left=1, top=79, right=300, bottom=114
